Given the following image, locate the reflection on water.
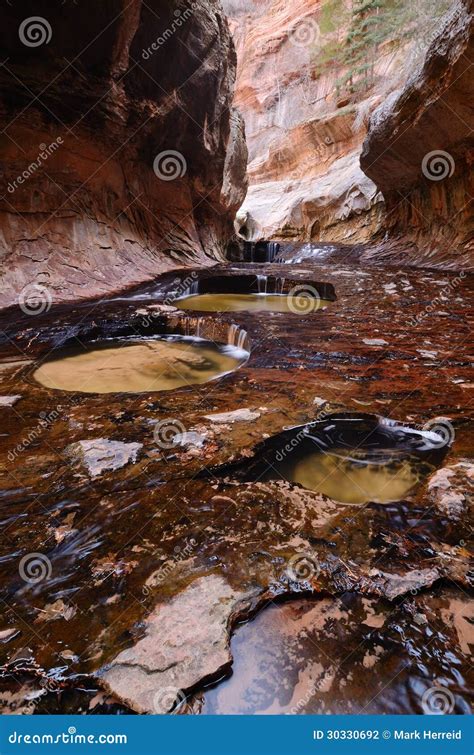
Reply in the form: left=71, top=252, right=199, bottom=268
left=33, top=337, right=248, bottom=394
left=198, top=593, right=472, bottom=715
left=176, top=293, right=331, bottom=313
left=204, top=414, right=447, bottom=505
left=284, top=447, right=431, bottom=504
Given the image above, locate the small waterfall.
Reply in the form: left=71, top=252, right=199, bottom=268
left=189, top=280, right=199, bottom=295
left=228, top=324, right=248, bottom=351
left=277, top=277, right=285, bottom=294
left=267, top=242, right=280, bottom=262
left=243, top=240, right=280, bottom=262
left=256, top=275, right=267, bottom=294
left=228, top=324, right=238, bottom=346
left=237, top=328, right=248, bottom=350
left=196, top=317, right=205, bottom=338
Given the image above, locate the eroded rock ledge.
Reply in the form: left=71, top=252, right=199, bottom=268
left=360, top=0, right=474, bottom=269
left=0, top=0, right=248, bottom=309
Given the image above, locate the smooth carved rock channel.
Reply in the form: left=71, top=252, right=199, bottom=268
left=0, top=253, right=471, bottom=716
left=203, top=413, right=450, bottom=504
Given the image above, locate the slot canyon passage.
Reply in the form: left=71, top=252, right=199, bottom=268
left=0, top=0, right=473, bottom=719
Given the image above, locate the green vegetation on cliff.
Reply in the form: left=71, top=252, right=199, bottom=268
left=315, top=0, right=453, bottom=96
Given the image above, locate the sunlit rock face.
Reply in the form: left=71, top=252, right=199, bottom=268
left=0, top=0, right=248, bottom=309
left=360, top=0, right=474, bottom=270
left=221, top=0, right=418, bottom=244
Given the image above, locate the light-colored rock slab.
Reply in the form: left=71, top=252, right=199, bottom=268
left=98, top=575, right=250, bottom=714
left=204, top=408, right=260, bottom=424
left=66, top=439, right=142, bottom=477
left=173, top=431, right=207, bottom=449
left=427, top=461, right=472, bottom=521
left=363, top=339, right=388, bottom=346
left=0, top=395, right=22, bottom=406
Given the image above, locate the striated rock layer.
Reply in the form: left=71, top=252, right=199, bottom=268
left=222, top=0, right=418, bottom=244
left=360, top=0, right=474, bottom=270
left=0, top=0, right=248, bottom=309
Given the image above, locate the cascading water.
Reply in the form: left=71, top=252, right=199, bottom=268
left=256, top=275, right=268, bottom=294
left=227, top=323, right=248, bottom=350
left=243, top=241, right=281, bottom=263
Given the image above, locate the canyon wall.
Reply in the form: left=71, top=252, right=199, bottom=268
left=224, top=0, right=463, bottom=253
left=222, top=0, right=411, bottom=244
left=360, top=0, right=474, bottom=269
left=0, top=0, right=247, bottom=309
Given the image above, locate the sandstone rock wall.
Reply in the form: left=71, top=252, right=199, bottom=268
left=0, top=0, right=248, bottom=309
left=360, top=0, right=474, bottom=270
left=222, top=0, right=415, bottom=244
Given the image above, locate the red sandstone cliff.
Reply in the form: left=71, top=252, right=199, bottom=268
left=360, top=0, right=474, bottom=269
left=223, top=0, right=465, bottom=253
left=222, top=0, right=408, bottom=243
left=0, top=0, right=248, bottom=309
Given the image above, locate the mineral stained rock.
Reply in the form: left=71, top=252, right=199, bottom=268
left=0, top=0, right=248, bottom=309
left=360, top=0, right=474, bottom=269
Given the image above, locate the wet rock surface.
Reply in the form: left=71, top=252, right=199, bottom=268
left=193, top=589, right=473, bottom=715
left=0, top=250, right=472, bottom=714
left=65, top=439, right=143, bottom=479
left=99, top=575, right=252, bottom=714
